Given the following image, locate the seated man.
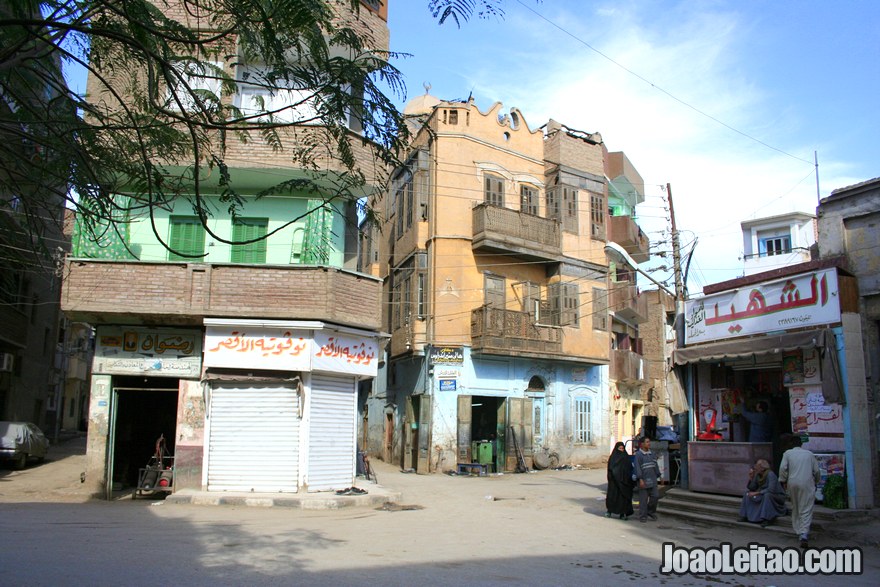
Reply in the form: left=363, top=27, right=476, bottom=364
left=739, top=459, right=787, bottom=527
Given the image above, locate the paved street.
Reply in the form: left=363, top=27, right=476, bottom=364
left=0, top=437, right=877, bottom=586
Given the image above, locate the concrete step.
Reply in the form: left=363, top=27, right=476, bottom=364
left=657, top=507, right=797, bottom=536
left=657, top=496, right=814, bottom=531
left=663, top=488, right=849, bottom=523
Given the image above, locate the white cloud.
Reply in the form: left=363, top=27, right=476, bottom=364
left=453, top=2, right=829, bottom=293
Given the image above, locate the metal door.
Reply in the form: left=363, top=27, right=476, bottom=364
left=207, top=383, right=299, bottom=492
left=307, top=373, right=356, bottom=491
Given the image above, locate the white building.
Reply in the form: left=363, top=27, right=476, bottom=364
left=741, top=212, right=816, bottom=276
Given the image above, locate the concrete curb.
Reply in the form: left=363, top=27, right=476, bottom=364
left=164, top=486, right=401, bottom=510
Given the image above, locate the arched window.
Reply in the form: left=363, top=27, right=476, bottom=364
left=527, top=375, right=545, bottom=392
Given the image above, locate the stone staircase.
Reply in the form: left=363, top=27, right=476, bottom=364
left=658, top=487, right=864, bottom=537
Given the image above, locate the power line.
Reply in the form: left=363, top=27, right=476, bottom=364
left=512, top=0, right=814, bottom=166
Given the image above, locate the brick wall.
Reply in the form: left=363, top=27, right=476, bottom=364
left=62, top=260, right=382, bottom=330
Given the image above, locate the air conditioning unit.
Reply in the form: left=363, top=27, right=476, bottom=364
left=0, top=353, right=14, bottom=373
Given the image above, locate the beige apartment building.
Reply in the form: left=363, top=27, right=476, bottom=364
left=360, top=94, right=653, bottom=473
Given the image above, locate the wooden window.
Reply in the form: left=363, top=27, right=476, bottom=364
left=168, top=216, right=206, bottom=261
left=448, top=109, right=458, bottom=125
left=563, top=187, right=578, bottom=233
left=590, top=192, right=605, bottom=239
left=391, top=282, right=400, bottom=331
left=546, top=187, right=560, bottom=221
left=231, top=218, right=268, bottom=263
left=550, top=283, right=579, bottom=327
left=402, top=275, right=412, bottom=327
left=484, top=274, right=505, bottom=308
left=522, top=282, right=541, bottom=321
left=520, top=184, right=538, bottom=215
left=592, top=287, right=608, bottom=331
left=417, top=273, right=426, bottom=319
left=484, top=175, right=504, bottom=207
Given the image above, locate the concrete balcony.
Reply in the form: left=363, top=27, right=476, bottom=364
left=61, top=260, right=382, bottom=331
left=608, top=282, right=648, bottom=324
left=471, top=306, right=563, bottom=357
left=610, top=348, right=645, bottom=384
left=607, top=215, right=650, bottom=263
left=472, top=203, right=562, bottom=262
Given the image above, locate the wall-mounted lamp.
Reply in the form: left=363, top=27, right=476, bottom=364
left=604, top=242, right=676, bottom=298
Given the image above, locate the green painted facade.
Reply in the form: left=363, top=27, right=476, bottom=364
left=71, top=169, right=350, bottom=267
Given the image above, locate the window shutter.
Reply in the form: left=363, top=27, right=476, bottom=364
left=592, top=287, right=608, bottom=331
left=485, top=275, right=505, bottom=308
left=546, top=187, right=560, bottom=221
left=231, top=218, right=268, bottom=263
left=169, top=217, right=206, bottom=261
left=485, top=175, right=503, bottom=207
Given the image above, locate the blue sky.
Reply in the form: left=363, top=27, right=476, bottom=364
left=387, top=0, right=880, bottom=294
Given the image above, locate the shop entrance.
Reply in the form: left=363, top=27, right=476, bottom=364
left=457, top=395, right=533, bottom=472
left=107, top=376, right=178, bottom=499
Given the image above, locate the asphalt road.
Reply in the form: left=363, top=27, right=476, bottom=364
left=1, top=438, right=876, bottom=586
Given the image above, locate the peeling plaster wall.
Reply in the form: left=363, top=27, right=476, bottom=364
left=173, top=380, right=205, bottom=490
left=84, top=374, right=112, bottom=496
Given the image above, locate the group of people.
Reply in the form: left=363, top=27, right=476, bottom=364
left=605, top=436, right=659, bottom=524
left=738, top=434, right=821, bottom=548
left=606, top=433, right=822, bottom=548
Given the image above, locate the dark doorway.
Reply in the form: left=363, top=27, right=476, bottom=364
left=110, top=376, right=178, bottom=489
left=471, top=395, right=505, bottom=472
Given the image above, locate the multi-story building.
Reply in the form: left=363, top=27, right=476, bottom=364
left=741, top=211, right=816, bottom=276
left=360, top=95, right=651, bottom=472
left=817, top=176, right=880, bottom=506
left=604, top=152, right=652, bottom=445
left=61, top=0, right=391, bottom=497
left=0, top=0, right=68, bottom=433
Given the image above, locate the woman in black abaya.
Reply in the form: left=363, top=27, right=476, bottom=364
left=605, top=441, right=635, bottom=520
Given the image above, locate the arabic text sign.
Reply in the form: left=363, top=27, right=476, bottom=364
left=95, top=326, right=202, bottom=377
left=312, top=330, right=379, bottom=376
left=684, top=269, right=840, bottom=344
left=430, top=346, right=464, bottom=365
left=204, top=326, right=311, bottom=371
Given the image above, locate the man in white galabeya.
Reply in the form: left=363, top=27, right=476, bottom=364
left=778, top=434, right=821, bottom=549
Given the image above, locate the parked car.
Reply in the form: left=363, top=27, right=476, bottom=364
left=0, top=422, right=50, bottom=469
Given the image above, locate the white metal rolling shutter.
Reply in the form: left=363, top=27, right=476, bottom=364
left=307, top=374, right=356, bottom=492
left=208, top=383, right=299, bottom=492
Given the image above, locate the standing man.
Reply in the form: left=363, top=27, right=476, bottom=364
left=741, top=400, right=773, bottom=442
left=634, top=436, right=659, bottom=523
left=779, top=434, right=821, bottom=548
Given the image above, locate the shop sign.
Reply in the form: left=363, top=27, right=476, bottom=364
left=439, top=379, right=457, bottom=391
left=204, top=326, right=311, bottom=371
left=430, top=346, right=464, bottom=365
left=312, top=330, right=379, bottom=376
left=684, top=269, right=840, bottom=344
left=571, top=368, right=586, bottom=382
left=94, top=326, right=201, bottom=377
